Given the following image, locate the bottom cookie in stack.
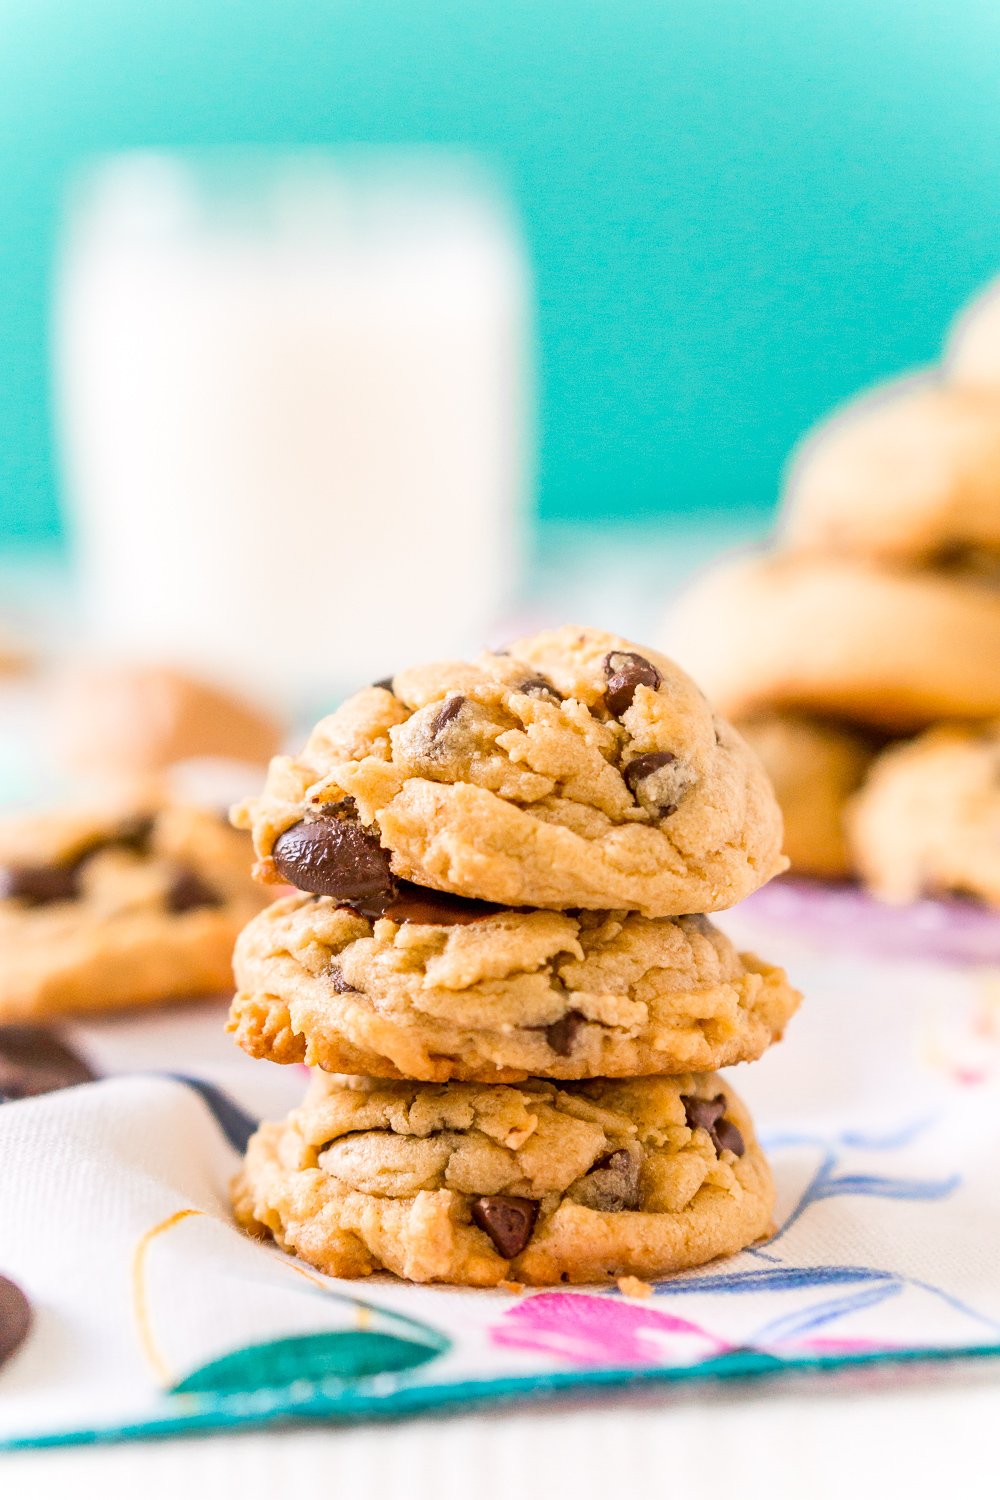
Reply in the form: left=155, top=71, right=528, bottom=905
left=233, top=1070, right=774, bottom=1287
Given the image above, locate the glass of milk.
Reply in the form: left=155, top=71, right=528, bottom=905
left=53, top=150, right=532, bottom=708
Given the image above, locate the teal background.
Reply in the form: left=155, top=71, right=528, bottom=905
left=3, top=0, right=1000, bottom=550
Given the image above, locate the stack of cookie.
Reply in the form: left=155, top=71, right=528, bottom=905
left=228, top=626, right=800, bottom=1287
left=668, top=283, right=1000, bottom=909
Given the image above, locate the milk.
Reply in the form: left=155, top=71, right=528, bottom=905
left=54, top=153, right=531, bottom=707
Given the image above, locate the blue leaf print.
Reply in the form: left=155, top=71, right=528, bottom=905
left=753, top=1283, right=903, bottom=1345
left=810, top=1171, right=960, bottom=1203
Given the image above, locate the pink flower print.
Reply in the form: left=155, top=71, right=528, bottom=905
left=492, top=1292, right=729, bottom=1369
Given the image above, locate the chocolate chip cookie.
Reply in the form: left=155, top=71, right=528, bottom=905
left=736, top=713, right=877, bottom=880
left=233, top=1069, right=773, bottom=1285
left=945, top=276, right=1000, bottom=392
left=668, top=553, right=1000, bottom=732
left=234, top=626, right=786, bottom=918
left=781, top=378, right=1000, bottom=566
left=850, top=723, right=1000, bottom=908
left=229, top=891, right=799, bottom=1082
left=0, top=800, right=269, bottom=1019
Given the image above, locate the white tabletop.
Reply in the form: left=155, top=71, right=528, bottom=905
left=5, top=1365, right=997, bottom=1499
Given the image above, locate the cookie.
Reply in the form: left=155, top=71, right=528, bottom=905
left=229, top=890, right=799, bottom=1082
left=736, top=713, right=876, bottom=880
left=849, top=723, right=1000, bottom=908
left=0, top=800, right=269, bottom=1020
left=781, top=378, right=1000, bottom=566
left=668, top=553, right=1000, bottom=732
left=945, top=276, right=1000, bottom=391
left=233, top=1070, right=773, bottom=1285
left=55, top=663, right=283, bottom=773
left=234, top=626, right=786, bottom=919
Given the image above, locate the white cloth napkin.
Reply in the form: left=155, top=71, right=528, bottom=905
left=2, top=932, right=999, bottom=1449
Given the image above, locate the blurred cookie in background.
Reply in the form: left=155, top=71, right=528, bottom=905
left=735, top=713, right=876, bottom=881
left=849, top=723, right=1000, bottom=910
left=780, top=376, right=1000, bottom=568
left=945, top=276, right=1000, bottom=392
left=0, top=797, right=270, bottom=1020
left=0, top=631, right=31, bottom=677
left=53, top=662, right=284, bottom=775
left=667, top=552, right=1000, bottom=732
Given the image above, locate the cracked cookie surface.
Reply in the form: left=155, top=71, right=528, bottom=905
left=850, top=723, right=1000, bottom=909
left=234, top=625, right=786, bottom=917
left=0, top=799, right=268, bottom=1019
left=230, top=892, right=799, bottom=1082
left=232, top=1069, right=773, bottom=1285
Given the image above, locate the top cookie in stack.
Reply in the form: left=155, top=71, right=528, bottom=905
left=237, top=625, right=786, bottom=917
left=229, top=627, right=798, bottom=1286
left=668, top=284, right=1000, bottom=906
left=231, top=626, right=792, bottom=1082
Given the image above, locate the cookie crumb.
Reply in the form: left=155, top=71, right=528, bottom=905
left=498, top=1279, right=526, bottom=1295
left=617, top=1275, right=653, bottom=1299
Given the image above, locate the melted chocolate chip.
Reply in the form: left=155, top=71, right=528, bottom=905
left=380, top=883, right=504, bottom=926
left=328, top=965, right=358, bottom=994
left=0, top=863, right=80, bottom=906
left=166, top=866, right=222, bottom=913
left=517, top=676, right=563, bottom=703
left=681, top=1093, right=742, bottom=1157
left=603, top=652, right=662, bottom=717
left=582, top=1147, right=642, bottom=1211
left=545, top=1010, right=587, bottom=1056
left=371, top=677, right=395, bottom=694
left=0, top=1025, right=96, bottom=1101
left=681, top=1093, right=726, bottom=1135
left=431, top=694, right=465, bottom=736
left=712, top=1118, right=745, bottom=1157
left=0, top=1275, right=32, bottom=1371
left=273, top=812, right=396, bottom=914
left=471, top=1195, right=539, bottom=1258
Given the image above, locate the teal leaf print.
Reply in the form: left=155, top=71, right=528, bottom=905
left=173, top=1327, right=446, bottom=1396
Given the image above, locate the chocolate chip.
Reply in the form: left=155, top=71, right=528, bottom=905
left=517, top=676, right=563, bottom=703
left=713, top=1118, right=745, bottom=1157
left=372, top=677, right=395, bottom=694
left=0, top=812, right=161, bottom=909
left=431, top=695, right=465, bottom=736
left=681, top=1093, right=726, bottom=1135
left=573, top=1147, right=642, bottom=1211
left=0, top=1275, right=32, bottom=1371
left=681, top=1093, right=742, bottom=1157
left=273, top=811, right=396, bottom=915
left=0, top=1026, right=96, bottom=1101
left=316, top=797, right=352, bottom=817
left=470, top=1195, right=539, bottom=1259
left=622, top=749, right=692, bottom=818
left=166, top=866, right=222, bottom=913
left=623, top=751, right=675, bottom=794
left=545, top=1010, right=587, bottom=1056
left=380, top=883, right=504, bottom=926
left=603, top=652, right=662, bottom=717
left=0, top=863, right=80, bottom=906
left=111, top=813, right=156, bottom=854
left=328, top=965, right=358, bottom=994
